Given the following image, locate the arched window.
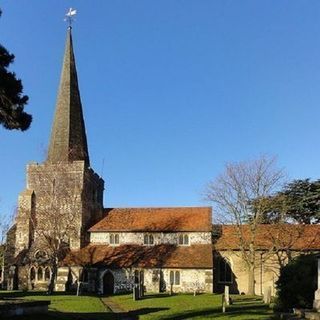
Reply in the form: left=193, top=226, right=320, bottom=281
left=144, top=234, right=154, bottom=245
left=175, top=271, right=180, bottom=285
left=34, top=250, right=47, bottom=261
left=110, top=234, right=119, bottom=245
left=169, top=271, right=174, bottom=285
left=30, top=267, right=36, bottom=281
left=44, top=267, right=51, bottom=281
left=169, top=270, right=181, bottom=285
left=37, top=267, right=43, bottom=281
left=178, top=234, right=189, bottom=245
left=218, top=258, right=232, bottom=283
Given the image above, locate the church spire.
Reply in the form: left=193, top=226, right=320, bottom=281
left=47, top=27, right=90, bottom=166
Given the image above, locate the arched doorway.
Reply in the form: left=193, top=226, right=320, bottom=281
left=103, top=271, right=114, bottom=295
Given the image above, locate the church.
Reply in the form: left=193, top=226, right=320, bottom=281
left=4, top=27, right=320, bottom=296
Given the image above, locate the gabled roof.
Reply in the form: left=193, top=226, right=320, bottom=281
left=63, top=244, right=213, bottom=269
left=89, top=207, right=212, bottom=232
left=213, top=224, right=320, bottom=251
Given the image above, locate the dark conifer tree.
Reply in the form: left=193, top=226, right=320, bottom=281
left=0, top=9, right=31, bottom=131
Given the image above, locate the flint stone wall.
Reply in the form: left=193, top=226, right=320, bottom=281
left=90, top=232, right=211, bottom=245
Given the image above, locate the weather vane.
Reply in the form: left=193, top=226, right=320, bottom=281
left=64, top=8, right=77, bottom=28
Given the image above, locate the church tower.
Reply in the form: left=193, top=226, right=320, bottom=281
left=14, top=27, right=104, bottom=261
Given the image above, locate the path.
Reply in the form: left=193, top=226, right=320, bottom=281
left=101, top=296, right=136, bottom=320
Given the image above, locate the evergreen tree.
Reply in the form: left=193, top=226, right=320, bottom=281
left=257, top=179, right=320, bottom=224
left=0, top=9, right=31, bottom=131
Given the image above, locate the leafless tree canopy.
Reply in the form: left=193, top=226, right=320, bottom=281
left=205, top=155, right=286, bottom=295
left=205, top=155, right=285, bottom=225
left=28, top=161, right=83, bottom=293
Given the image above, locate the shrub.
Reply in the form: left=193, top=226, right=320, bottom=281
left=275, top=254, right=317, bottom=311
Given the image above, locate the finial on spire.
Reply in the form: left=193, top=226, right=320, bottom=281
left=64, top=8, right=77, bottom=28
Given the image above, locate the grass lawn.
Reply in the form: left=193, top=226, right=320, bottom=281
left=112, top=293, right=274, bottom=320
left=0, top=291, right=275, bottom=319
left=0, top=291, right=113, bottom=320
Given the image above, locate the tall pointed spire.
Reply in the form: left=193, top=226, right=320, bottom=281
left=47, top=27, right=90, bottom=166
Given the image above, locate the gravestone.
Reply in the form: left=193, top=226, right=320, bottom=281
left=133, top=284, right=140, bottom=301
left=222, top=294, right=226, bottom=313
left=263, top=286, right=271, bottom=304
left=224, top=286, right=230, bottom=306
left=313, top=257, right=320, bottom=311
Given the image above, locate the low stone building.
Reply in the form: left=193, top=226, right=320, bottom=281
left=63, top=208, right=213, bottom=294
left=213, top=224, right=320, bottom=296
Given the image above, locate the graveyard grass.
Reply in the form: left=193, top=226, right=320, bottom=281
left=0, top=291, right=113, bottom=320
left=0, top=291, right=274, bottom=319
left=111, top=293, right=274, bottom=319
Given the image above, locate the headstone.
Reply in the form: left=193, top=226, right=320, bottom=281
left=313, top=258, right=320, bottom=311
left=222, top=294, right=226, bottom=313
left=263, top=286, right=271, bottom=304
left=133, top=284, right=140, bottom=300
left=224, top=286, right=230, bottom=306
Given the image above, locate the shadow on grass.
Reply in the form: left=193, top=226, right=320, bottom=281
left=0, top=291, right=76, bottom=299
left=6, top=310, right=115, bottom=320
left=160, top=303, right=272, bottom=320
left=7, top=308, right=170, bottom=320
left=141, top=293, right=171, bottom=299
left=128, top=307, right=170, bottom=319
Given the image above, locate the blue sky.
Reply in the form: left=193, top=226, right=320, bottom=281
left=1, top=1, right=320, bottom=219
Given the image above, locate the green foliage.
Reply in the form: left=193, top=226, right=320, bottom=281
left=257, top=179, right=320, bottom=224
left=276, top=254, right=317, bottom=311
left=0, top=10, right=31, bottom=131
left=281, top=179, right=320, bottom=224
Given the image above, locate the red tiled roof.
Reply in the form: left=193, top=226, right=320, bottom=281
left=63, top=244, right=213, bottom=269
left=214, top=224, right=320, bottom=251
left=89, top=207, right=212, bottom=232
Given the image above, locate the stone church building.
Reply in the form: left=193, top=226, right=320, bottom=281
left=4, top=27, right=320, bottom=295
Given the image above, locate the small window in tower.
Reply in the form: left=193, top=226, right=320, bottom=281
left=30, top=267, right=36, bottom=281
left=34, top=250, right=47, bottom=261
left=44, top=267, right=51, bottom=281
left=37, top=267, right=43, bottom=281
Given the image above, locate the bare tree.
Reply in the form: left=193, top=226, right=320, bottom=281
left=205, top=155, right=285, bottom=295
left=0, top=210, right=15, bottom=289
